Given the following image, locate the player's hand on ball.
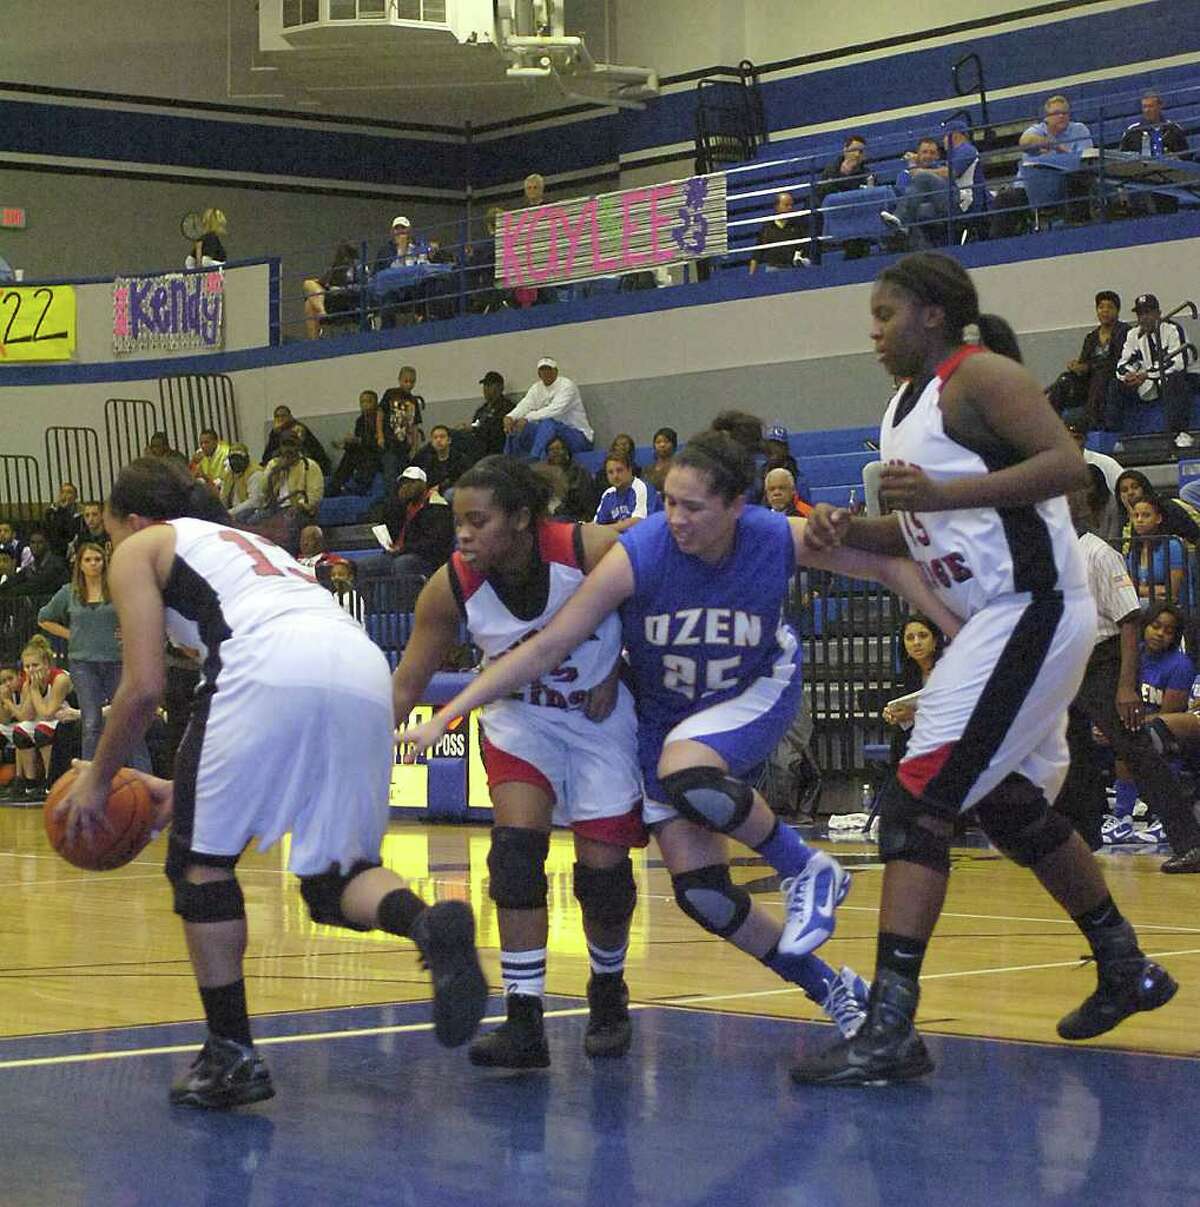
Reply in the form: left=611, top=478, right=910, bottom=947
left=801, top=505, right=851, bottom=550
left=398, top=714, right=451, bottom=762
left=122, top=768, right=175, bottom=833
left=54, top=761, right=112, bottom=846
left=879, top=464, right=946, bottom=512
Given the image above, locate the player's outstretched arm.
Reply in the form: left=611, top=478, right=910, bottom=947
left=402, top=543, right=636, bottom=756
left=391, top=567, right=465, bottom=727
left=791, top=519, right=962, bottom=638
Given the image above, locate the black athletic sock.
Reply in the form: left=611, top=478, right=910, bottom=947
left=876, top=931, right=928, bottom=985
left=377, top=888, right=427, bottom=938
left=1072, top=895, right=1141, bottom=966
left=200, top=979, right=252, bottom=1047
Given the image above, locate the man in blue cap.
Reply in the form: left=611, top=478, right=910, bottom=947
left=882, top=118, right=984, bottom=247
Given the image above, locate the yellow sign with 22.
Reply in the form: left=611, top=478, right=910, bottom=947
left=0, top=285, right=76, bottom=361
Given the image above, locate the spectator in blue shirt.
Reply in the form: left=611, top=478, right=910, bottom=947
left=1128, top=497, right=1188, bottom=605
left=1139, top=603, right=1195, bottom=716
left=1018, top=94, right=1095, bottom=223
left=594, top=453, right=660, bottom=530
left=882, top=120, right=983, bottom=247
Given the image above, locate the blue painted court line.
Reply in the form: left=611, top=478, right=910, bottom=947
left=0, top=1000, right=1196, bottom=1206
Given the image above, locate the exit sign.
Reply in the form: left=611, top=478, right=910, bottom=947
left=1, top=207, right=26, bottom=229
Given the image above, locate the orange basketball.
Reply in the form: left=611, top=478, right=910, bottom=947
left=44, top=767, right=156, bottom=871
left=0, top=763, right=14, bottom=787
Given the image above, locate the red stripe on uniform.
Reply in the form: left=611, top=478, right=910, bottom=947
left=573, top=807, right=650, bottom=850
left=537, top=518, right=580, bottom=568
left=898, top=743, right=957, bottom=798
left=935, top=343, right=985, bottom=382
left=449, top=551, right=486, bottom=601
left=480, top=737, right=557, bottom=803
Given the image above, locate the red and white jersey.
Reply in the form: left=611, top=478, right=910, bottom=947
left=161, top=518, right=357, bottom=664
left=449, top=520, right=621, bottom=710
left=880, top=345, right=1087, bottom=619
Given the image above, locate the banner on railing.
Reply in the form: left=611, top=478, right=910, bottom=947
left=0, top=285, right=76, bottom=362
left=495, top=173, right=727, bottom=289
left=112, top=270, right=224, bottom=354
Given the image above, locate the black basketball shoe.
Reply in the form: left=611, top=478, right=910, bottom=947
left=790, top=969, right=934, bottom=1087
left=468, top=994, right=551, bottom=1069
left=1057, top=959, right=1178, bottom=1040
left=584, top=973, right=633, bottom=1059
left=411, top=900, right=489, bottom=1048
left=169, top=1035, right=275, bottom=1110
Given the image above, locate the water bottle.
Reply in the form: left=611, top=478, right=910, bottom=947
left=1141, top=130, right=1152, bottom=158
left=1151, top=127, right=1164, bottom=158
left=861, top=781, right=874, bottom=812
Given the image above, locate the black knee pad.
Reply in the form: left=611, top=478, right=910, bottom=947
left=671, top=863, right=752, bottom=938
left=974, top=779, right=1074, bottom=868
left=876, top=778, right=953, bottom=876
left=488, top=827, right=550, bottom=910
left=173, top=876, right=246, bottom=924
left=573, top=857, right=636, bottom=928
left=299, top=859, right=380, bottom=931
left=660, top=767, right=754, bottom=834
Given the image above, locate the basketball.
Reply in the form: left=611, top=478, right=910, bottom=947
left=43, top=767, right=156, bottom=871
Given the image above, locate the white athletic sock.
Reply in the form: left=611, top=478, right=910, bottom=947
left=587, top=939, right=628, bottom=978
left=500, top=947, right=547, bottom=998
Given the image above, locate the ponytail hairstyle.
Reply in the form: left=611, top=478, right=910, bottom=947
left=877, top=251, right=980, bottom=343
left=672, top=429, right=753, bottom=503
left=108, top=457, right=231, bottom=525
left=971, top=313, right=1023, bottom=363
left=454, top=455, right=552, bottom=523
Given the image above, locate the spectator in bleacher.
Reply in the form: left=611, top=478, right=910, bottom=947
left=381, top=365, right=426, bottom=481
left=301, top=241, right=362, bottom=339
left=326, top=557, right=366, bottom=626
left=881, top=119, right=983, bottom=248
left=186, top=207, right=228, bottom=269
left=763, top=424, right=800, bottom=482
left=43, top=482, right=81, bottom=558
left=373, top=215, right=423, bottom=327
left=366, top=466, right=455, bottom=607
left=0, top=552, right=16, bottom=592
left=296, top=525, right=329, bottom=572
left=1115, top=468, right=1200, bottom=554
left=188, top=428, right=230, bottom=490
left=1128, top=496, right=1187, bottom=604
left=764, top=467, right=813, bottom=517
left=594, top=452, right=661, bottom=530
left=1016, top=94, right=1095, bottom=223
left=328, top=389, right=385, bottom=497
left=1108, top=293, right=1193, bottom=448
left=524, top=173, right=546, bottom=207
left=220, top=443, right=262, bottom=516
left=144, top=431, right=189, bottom=469
left=1062, top=410, right=1122, bottom=495
left=1118, top=90, right=1192, bottom=216
left=544, top=436, right=600, bottom=521
left=67, top=502, right=110, bottom=564
left=883, top=615, right=947, bottom=765
left=413, top=424, right=470, bottom=494
left=645, top=427, right=678, bottom=493
left=0, top=521, right=28, bottom=570
left=290, top=422, right=330, bottom=475
left=465, top=208, right=505, bottom=315
left=503, top=357, right=594, bottom=461
left=37, top=541, right=151, bottom=773
left=254, top=429, right=324, bottom=522
left=592, top=433, right=641, bottom=496
left=894, top=138, right=941, bottom=193
left=262, top=405, right=296, bottom=464
left=6, top=529, right=68, bottom=596
left=815, top=133, right=874, bottom=259
left=748, top=191, right=811, bottom=273
left=455, top=370, right=513, bottom=461
left=1048, top=291, right=1130, bottom=424
left=1120, top=90, right=1189, bottom=159
left=0, top=637, right=72, bottom=802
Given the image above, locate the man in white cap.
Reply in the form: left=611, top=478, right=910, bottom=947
left=503, top=357, right=594, bottom=461
left=363, top=465, right=454, bottom=606
left=374, top=215, right=421, bottom=327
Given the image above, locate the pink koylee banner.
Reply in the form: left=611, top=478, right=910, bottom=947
left=495, top=173, right=727, bottom=289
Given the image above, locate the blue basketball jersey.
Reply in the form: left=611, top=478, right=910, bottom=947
left=619, top=507, right=800, bottom=733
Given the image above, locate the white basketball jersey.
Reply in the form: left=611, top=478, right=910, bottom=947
left=162, top=517, right=356, bottom=665
left=880, top=346, right=1087, bottom=619
left=450, top=520, right=621, bottom=710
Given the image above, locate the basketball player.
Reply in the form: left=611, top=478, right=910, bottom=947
left=403, top=434, right=963, bottom=1044
left=55, top=458, right=488, bottom=1109
left=792, top=252, right=1177, bottom=1084
left=393, top=457, right=647, bottom=1066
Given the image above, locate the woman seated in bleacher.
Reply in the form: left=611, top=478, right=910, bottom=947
left=544, top=436, right=599, bottom=521
left=1127, top=496, right=1189, bottom=605
left=644, top=427, right=678, bottom=494
left=1115, top=469, right=1200, bottom=555
left=301, top=242, right=363, bottom=340
left=0, top=636, right=74, bottom=803
left=882, top=615, right=946, bottom=766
